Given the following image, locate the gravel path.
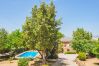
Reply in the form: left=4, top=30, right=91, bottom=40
left=52, top=58, right=78, bottom=66
left=52, top=53, right=78, bottom=66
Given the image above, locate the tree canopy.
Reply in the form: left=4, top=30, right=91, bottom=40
left=72, top=28, right=93, bottom=53
left=8, top=29, right=23, bottom=50
left=22, top=1, right=62, bottom=59
left=0, top=28, right=8, bottom=53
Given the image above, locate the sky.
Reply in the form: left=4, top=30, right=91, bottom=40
left=0, top=0, right=99, bottom=37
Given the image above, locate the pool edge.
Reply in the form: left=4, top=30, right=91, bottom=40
left=15, top=50, right=40, bottom=59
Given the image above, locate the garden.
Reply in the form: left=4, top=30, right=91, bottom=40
left=0, top=1, right=64, bottom=66
left=0, top=1, right=99, bottom=66
left=72, top=28, right=99, bottom=66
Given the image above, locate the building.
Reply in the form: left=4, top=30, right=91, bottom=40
left=60, top=37, right=72, bottom=53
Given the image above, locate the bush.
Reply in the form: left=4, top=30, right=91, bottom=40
left=42, top=64, right=49, bottom=66
left=65, top=51, right=76, bottom=54
left=78, top=52, right=86, bottom=61
left=18, top=58, right=29, bottom=66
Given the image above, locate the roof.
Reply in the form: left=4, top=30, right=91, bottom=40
left=60, top=37, right=72, bottom=42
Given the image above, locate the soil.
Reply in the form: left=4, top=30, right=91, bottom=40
left=0, top=60, right=34, bottom=66
left=0, top=58, right=99, bottom=66
left=77, top=58, right=99, bottom=66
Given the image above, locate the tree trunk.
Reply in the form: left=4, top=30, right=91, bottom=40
left=37, top=50, right=46, bottom=64
left=37, top=50, right=43, bottom=59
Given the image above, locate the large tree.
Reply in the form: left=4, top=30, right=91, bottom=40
left=72, top=28, right=93, bottom=53
left=22, top=1, right=62, bottom=61
left=0, top=28, right=8, bottom=53
left=8, top=29, right=23, bottom=51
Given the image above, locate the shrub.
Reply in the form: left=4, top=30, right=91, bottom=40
left=18, top=58, right=29, bottom=66
left=78, top=52, right=86, bottom=61
left=42, top=64, right=49, bottom=66
left=65, top=51, right=76, bottom=54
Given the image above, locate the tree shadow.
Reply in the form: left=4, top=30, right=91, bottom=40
left=94, top=63, right=99, bottom=65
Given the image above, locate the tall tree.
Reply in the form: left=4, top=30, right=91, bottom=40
left=0, top=28, right=8, bottom=53
left=72, top=28, right=93, bottom=53
left=8, top=29, right=23, bottom=50
left=22, top=1, right=62, bottom=62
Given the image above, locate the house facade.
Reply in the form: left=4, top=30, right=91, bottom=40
left=61, top=37, right=72, bottom=53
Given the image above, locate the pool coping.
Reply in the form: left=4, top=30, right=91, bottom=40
left=15, top=50, right=40, bottom=59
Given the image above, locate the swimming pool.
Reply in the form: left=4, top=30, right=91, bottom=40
left=15, top=51, right=39, bottom=59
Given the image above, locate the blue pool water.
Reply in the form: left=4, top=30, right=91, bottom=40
left=18, top=51, right=39, bottom=58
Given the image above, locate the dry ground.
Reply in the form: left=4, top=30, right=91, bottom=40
left=0, top=58, right=99, bottom=66
left=0, top=60, right=34, bottom=66
left=78, top=58, right=99, bottom=66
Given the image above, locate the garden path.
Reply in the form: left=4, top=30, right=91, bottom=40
left=52, top=53, right=78, bottom=66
